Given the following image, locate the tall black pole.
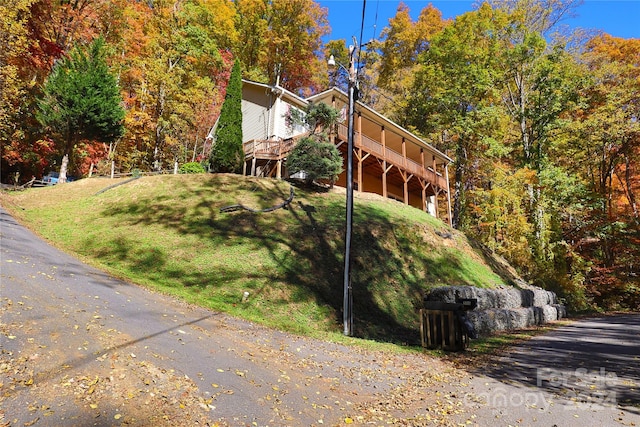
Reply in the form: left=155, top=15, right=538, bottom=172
left=343, top=45, right=356, bottom=336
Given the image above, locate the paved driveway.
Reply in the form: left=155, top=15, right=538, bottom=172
left=451, top=314, right=640, bottom=426
left=0, top=208, right=445, bottom=426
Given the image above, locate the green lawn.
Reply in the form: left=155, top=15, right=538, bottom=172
left=2, top=174, right=513, bottom=345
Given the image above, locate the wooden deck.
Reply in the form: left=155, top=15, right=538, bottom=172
left=335, top=124, right=448, bottom=192
left=243, top=137, right=299, bottom=161
left=243, top=127, right=447, bottom=193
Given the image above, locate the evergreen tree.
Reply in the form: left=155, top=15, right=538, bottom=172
left=286, top=137, right=343, bottom=187
left=286, top=102, right=343, bottom=187
left=209, top=58, right=243, bottom=173
left=37, top=37, right=124, bottom=182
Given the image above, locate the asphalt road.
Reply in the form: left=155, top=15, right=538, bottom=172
left=2, top=205, right=639, bottom=427
left=450, top=314, right=640, bottom=426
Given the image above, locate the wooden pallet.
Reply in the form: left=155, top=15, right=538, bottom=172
left=420, top=307, right=469, bottom=351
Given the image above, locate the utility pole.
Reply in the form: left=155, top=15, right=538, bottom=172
left=343, top=43, right=357, bottom=337
left=328, top=41, right=358, bottom=337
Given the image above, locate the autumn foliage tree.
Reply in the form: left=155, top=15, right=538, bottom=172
left=1, top=0, right=126, bottom=182
left=114, top=0, right=235, bottom=172
left=233, top=0, right=330, bottom=94
left=373, top=3, right=446, bottom=119
left=407, top=4, right=509, bottom=229
left=0, top=0, right=37, bottom=181
left=562, top=34, right=640, bottom=308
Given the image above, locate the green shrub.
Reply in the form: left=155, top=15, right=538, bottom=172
left=179, top=162, right=206, bottom=174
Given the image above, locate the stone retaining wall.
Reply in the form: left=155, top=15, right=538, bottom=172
left=425, top=285, right=567, bottom=336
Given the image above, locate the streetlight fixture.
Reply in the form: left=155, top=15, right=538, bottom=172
left=328, top=42, right=357, bottom=336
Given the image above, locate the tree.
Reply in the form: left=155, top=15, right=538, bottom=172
left=486, top=0, right=582, bottom=36
left=37, top=37, right=124, bottom=182
left=286, top=137, right=343, bottom=187
left=114, top=0, right=234, bottom=172
left=288, top=102, right=342, bottom=186
left=469, top=0, right=583, bottom=281
left=0, top=0, right=32, bottom=144
left=559, top=34, right=640, bottom=308
left=233, top=0, right=329, bottom=94
left=0, top=0, right=36, bottom=182
left=209, top=58, right=244, bottom=173
left=374, top=3, right=446, bottom=119
left=407, top=4, right=509, bottom=228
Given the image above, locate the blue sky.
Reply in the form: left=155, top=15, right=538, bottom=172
left=317, top=1, right=640, bottom=44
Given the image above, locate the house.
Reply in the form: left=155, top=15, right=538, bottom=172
left=236, top=79, right=452, bottom=225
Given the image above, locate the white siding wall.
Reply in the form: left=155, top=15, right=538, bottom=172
left=242, top=99, right=270, bottom=142
left=241, top=83, right=309, bottom=142
left=275, top=101, right=307, bottom=139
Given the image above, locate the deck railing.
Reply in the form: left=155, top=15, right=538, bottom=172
left=243, top=138, right=297, bottom=160
left=244, top=127, right=447, bottom=191
left=337, top=123, right=447, bottom=190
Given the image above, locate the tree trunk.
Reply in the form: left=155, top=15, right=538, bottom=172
left=59, top=154, right=69, bottom=184
left=59, top=128, right=74, bottom=183
left=452, top=142, right=467, bottom=229
left=191, top=136, right=198, bottom=162
left=623, top=154, right=638, bottom=219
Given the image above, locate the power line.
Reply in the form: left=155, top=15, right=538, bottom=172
left=357, top=0, right=366, bottom=70
left=372, top=0, right=380, bottom=42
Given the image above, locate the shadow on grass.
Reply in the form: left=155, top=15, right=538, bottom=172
left=88, top=175, right=492, bottom=345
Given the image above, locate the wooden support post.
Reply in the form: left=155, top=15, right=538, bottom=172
left=400, top=171, right=413, bottom=205
left=276, top=160, right=282, bottom=179
left=402, top=138, right=407, bottom=166
left=357, top=113, right=362, bottom=192
left=445, top=164, right=452, bottom=227
left=382, top=168, right=387, bottom=198
left=383, top=164, right=393, bottom=198
left=404, top=179, right=409, bottom=205
left=421, top=180, right=427, bottom=213
left=251, top=157, right=257, bottom=177
left=381, top=126, right=387, bottom=197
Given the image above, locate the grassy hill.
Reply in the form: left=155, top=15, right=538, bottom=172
left=2, top=174, right=519, bottom=345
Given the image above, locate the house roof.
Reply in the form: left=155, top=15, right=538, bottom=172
left=242, top=79, right=309, bottom=109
